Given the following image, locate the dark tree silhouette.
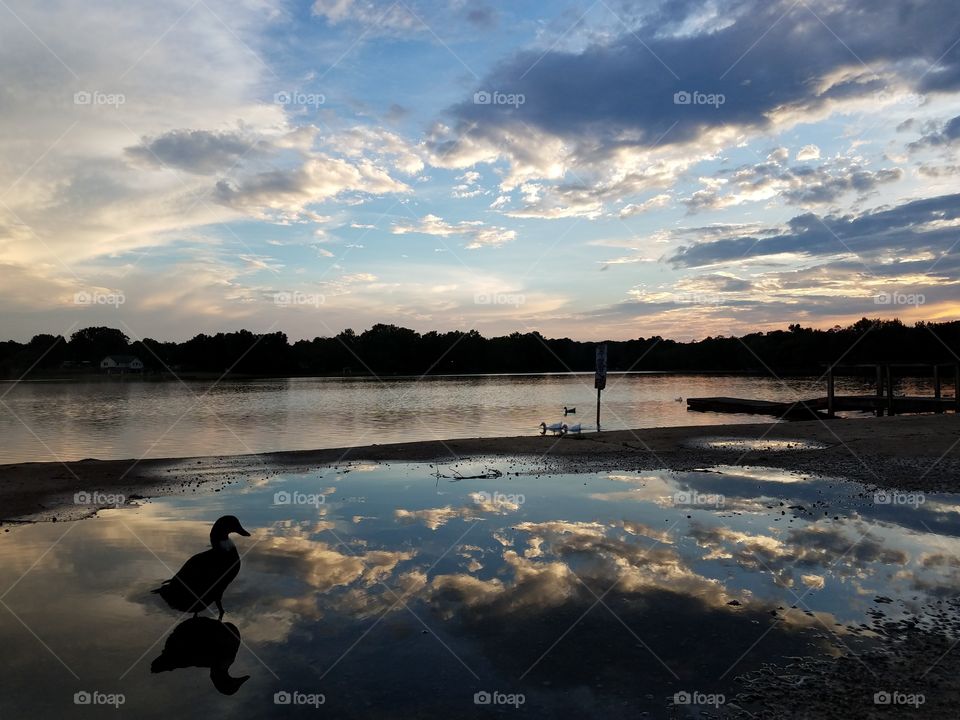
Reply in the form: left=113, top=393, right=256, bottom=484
left=1, top=318, right=958, bottom=378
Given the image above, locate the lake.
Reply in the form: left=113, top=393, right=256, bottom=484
left=0, top=459, right=955, bottom=717
left=0, top=373, right=948, bottom=464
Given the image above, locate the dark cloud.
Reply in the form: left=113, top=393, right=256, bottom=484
left=385, top=103, right=409, bottom=123
left=682, top=153, right=903, bottom=212
left=465, top=4, right=496, bottom=27
left=781, top=168, right=902, bottom=205
left=445, top=0, right=960, bottom=152
left=908, top=114, right=960, bottom=150
left=917, top=164, right=960, bottom=177
left=670, top=192, right=960, bottom=267
left=125, top=129, right=258, bottom=175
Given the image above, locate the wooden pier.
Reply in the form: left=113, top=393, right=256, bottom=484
left=688, top=363, right=960, bottom=420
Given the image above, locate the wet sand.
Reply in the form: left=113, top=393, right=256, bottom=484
left=1, top=413, right=957, bottom=523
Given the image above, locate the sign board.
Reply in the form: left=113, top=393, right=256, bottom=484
left=594, top=343, right=607, bottom=390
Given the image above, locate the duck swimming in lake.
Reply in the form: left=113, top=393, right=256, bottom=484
left=563, top=406, right=576, bottom=415
left=539, top=421, right=566, bottom=436
left=152, top=515, right=250, bottom=620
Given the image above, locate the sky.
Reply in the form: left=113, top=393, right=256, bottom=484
left=1, top=0, right=959, bottom=343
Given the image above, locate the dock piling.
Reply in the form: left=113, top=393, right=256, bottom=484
left=875, top=364, right=884, bottom=416
left=687, top=362, right=960, bottom=418
left=886, top=365, right=895, bottom=416
left=955, top=364, right=960, bottom=413
left=934, top=365, right=943, bottom=414
left=827, top=366, right=835, bottom=418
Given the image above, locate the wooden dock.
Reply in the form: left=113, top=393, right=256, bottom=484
left=688, top=363, right=960, bottom=419
left=687, top=395, right=957, bottom=419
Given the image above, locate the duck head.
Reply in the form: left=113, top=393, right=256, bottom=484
left=210, top=515, right=250, bottom=549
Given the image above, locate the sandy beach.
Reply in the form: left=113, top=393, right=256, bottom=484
left=3, top=413, right=957, bottom=524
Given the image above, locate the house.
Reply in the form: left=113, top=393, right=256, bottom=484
left=101, top=355, right=144, bottom=372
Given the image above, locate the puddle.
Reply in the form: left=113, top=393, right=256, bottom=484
left=685, top=437, right=831, bottom=452
left=1, top=462, right=958, bottom=718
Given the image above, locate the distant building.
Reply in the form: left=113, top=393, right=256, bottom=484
left=100, top=355, right=144, bottom=372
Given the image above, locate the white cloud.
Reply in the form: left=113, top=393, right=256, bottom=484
left=391, top=214, right=516, bottom=249
left=213, top=156, right=410, bottom=217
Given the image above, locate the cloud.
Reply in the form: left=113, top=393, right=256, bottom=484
left=465, top=4, right=497, bottom=28
left=394, top=492, right=522, bottom=530
left=459, top=0, right=960, bottom=144
left=329, top=126, right=425, bottom=176
left=670, top=192, right=960, bottom=268
left=311, top=0, right=420, bottom=33
left=213, top=155, right=409, bottom=216
left=452, top=170, right=485, bottom=198
left=908, top=115, right=960, bottom=150
left=0, top=0, right=289, bottom=274
left=619, top=193, right=672, bottom=218
left=391, top=214, right=516, bottom=249
left=124, top=129, right=260, bottom=175
left=683, top=151, right=903, bottom=212
left=427, top=0, right=960, bottom=219
left=796, top=144, right=822, bottom=161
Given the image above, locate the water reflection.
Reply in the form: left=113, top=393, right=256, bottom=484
left=151, top=618, right=249, bottom=695
left=0, top=373, right=898, bottom=463
left=2, top=462, right=960, bottom=717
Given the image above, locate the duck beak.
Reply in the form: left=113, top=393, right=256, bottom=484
left=236, top=524, right=251, bottom=537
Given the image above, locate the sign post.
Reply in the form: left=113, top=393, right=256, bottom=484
left=595, top=343, right=607, bottom=431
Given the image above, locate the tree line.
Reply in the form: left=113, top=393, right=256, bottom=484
left=1, top=318, right=958, bottom=378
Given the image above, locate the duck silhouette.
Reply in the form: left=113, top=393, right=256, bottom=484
left=152, top=515, right=250, bottom=620
left=151, top=617, right=250, bottom=695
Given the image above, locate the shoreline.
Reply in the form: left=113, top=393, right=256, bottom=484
left=1, top=413, right=957, bottom=523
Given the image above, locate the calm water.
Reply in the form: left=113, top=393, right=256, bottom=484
left=3, top=372, right=947, bottom=464
left=1, top=461, right=957, bottom=717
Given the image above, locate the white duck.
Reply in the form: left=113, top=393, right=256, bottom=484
left=539, top=421, right=566, bottom=436
left=564, top=423, right=582, bottom=434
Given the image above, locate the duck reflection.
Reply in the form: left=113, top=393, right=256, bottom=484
left=151, top=617, right=250, bottom=695
left=152, top=515, right=250, bottom=619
